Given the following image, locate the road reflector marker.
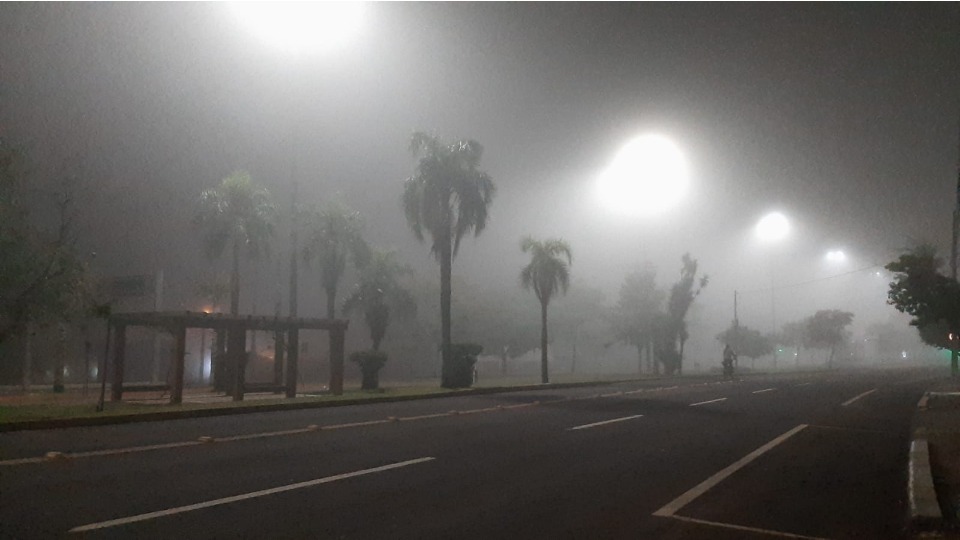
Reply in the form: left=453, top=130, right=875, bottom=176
left=69, top=457, right=437, bottom=533
left=689, top=398, right=727, bottom=407
left=569, top=415, right=643, bottom=431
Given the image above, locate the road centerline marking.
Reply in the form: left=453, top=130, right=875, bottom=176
left=652, top=424, right=807, bottom=517
left=841, top=388, right=876, bottom=407
left=752, top=388, right=776, bottom=394
left=689, top=398, right=727, bottom=407
left=568, top=415, right=643, bottom=431
left=68, top=457, right=436, bottom=533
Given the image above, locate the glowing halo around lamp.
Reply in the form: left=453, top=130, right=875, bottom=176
left=596, top=134, right=690, bottom=217
left=755, top=212, right=790, bottom=242
left=825, top=250, right=846, bottom=263
left=229, top=2, right=364, bottom=54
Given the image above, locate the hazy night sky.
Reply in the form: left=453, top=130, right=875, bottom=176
left=2, top=2, right=958, bottom=358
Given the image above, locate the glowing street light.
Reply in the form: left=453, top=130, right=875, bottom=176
left=825, top=250, right=846, bottom=263
left=229, top=2, right=365, bottom=55
left=755, top=212, right=790, bottom=243
left=596, top=134, right=690, bottom=216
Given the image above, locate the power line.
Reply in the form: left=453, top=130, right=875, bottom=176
left=738, top=263, right=883, bottom=295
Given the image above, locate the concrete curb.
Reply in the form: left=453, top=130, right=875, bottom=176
left=909, top=392, right=943, bottom=531
left=0, top=378, right=661, bottom=433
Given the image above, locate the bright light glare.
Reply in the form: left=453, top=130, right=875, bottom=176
left=596, top=134, right=690, bottom=216
left=230, top=2, right=364, bottom=54
left=825, top=250, right=846, bottom=263
left=755, top=212, right=790, bottom=242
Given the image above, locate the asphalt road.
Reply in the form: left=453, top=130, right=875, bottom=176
left=0, top=368, right=938, bottom=539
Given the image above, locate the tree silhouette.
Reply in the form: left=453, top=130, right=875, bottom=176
left=194, top=170, right=277, bottom=316
left=806, top=310, right=854, bottom=368
left=343, top=250, right=416, bottom=351
left=520, top=237, right=572, bottom=384
left=611, top=267, right=664, bottom=374
left=401, top=132, right=495, bottom=387
left=886, top=245, right=960, bottom=375
left=302, top=201, right=368, bottom=319
left=666, top=253, right=708, bottom=374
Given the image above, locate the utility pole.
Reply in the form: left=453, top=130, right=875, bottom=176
left=951, top=119, right=959, bottom=376
left=286, top=175, right=300, bottom=398
left=733, top=290, right=739, bottom=350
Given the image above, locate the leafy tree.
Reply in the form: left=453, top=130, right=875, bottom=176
left=611, top=267, right=664, bottom=374
left=886, top=245, right=960, bottom=375
left=665, top=253, right=708, bottom=374
left=194, top=170, right=277, bottom=316
left=806, top=309, right=854, bottom=368
left=401, top=132, right=495, bottom=387
left=0, top=139, right=89, bottom=348
left=343, top=250, right=416, bottom=351
left=717, top=324, right=772, bottom=368
left=520, top=237, right=573, bottom=384
left=303, top=201, right=368, bottom=318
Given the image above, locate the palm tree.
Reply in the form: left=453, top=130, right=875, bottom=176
left=194, top=170, right=277, bottom=316
left=401, top=132, right=495, bottom=387
left=302, top=201, right=368, bottom=319
left=343, top=250, right=416, bottom=351
left=520, top=236, right=572, bottom=384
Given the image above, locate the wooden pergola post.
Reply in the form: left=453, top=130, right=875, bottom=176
left=110, top=324, right=126, bottom=402
left=273, top=328, right=285, bottom=393
left=228, top=322, right=246, bottom=402
left=285, top=328, right=299, bottom=398
left=329, top=326, right=345, bottom=396
left=171, top=324, right=186, bottom=405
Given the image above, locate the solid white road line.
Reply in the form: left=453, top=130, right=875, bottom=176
left=568, top=415, right=643, bottom=431
left=841, top=388, right=876, bottom=407
left=689, top=398, right=727, bottom=407
left=666, top=515, right=828, bottom=539
left=752, top=388, right=776, bottom=394
left=652, top=424, right=808, bottom=517
left=69, top=457, right=436, bottom=533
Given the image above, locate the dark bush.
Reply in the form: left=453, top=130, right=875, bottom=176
left=442, top=343, right=483, bottom=388
left=350, top=350, right=388, bottom=390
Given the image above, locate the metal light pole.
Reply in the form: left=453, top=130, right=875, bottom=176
left=951, top=120, right=959, bottom=376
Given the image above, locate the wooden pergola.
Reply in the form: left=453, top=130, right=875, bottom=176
left=107, top=311, right=348, bottom=404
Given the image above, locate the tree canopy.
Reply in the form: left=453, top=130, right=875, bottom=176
left=303, top=201, right=368, bottom=318
left=520, top=236, right=573, bottom=384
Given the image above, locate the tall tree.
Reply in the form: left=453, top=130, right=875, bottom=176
left=194, top=170, right=277, bottom=316
left=520, top=237, right=573, bottom=384
left=343, top=250, right=416, bottom=351
left=717, top=324, right=772, bottom=368
left=611, top=267, right=664, bottom=374
left=886, top=245, right=960, bottom=375
left=666, top=253, right=709, bottom=374
left=780, top=320, right=809, bottom=368
left=805, top=310, right=854, bottom=368
left=303, top=201, right=368, bottom=319
left=0, top=140, right=89, bottom=347
left=401, top=132, right=495, bottom=387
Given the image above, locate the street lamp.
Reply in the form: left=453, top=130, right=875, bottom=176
left=229, top=2, right=365, bottom=55
left=825, top=250, right=846, bottom=263
left=596, top=134, right=690, bottom=217
left=755, top=211, right=790, bottom=369
left=230, top=1, right=365, bottom=397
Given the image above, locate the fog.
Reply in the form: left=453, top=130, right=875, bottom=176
left=2, top=3, right=957, bottom=379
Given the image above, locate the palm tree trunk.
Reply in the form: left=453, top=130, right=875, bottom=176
left=230, top=238, right=240, bottom=316
left=440, top=234, right=453, bottom=386
left=21, top=323, right=32, bottom=393
left=678, top=338, right=686, bottom=375
left=637, top=344, right=643, bottom=374
left=326, top=287, right=336, bottom=319
left=541, top=301, right=549, bottom=384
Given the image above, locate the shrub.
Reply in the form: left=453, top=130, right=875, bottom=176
left=442, top=343, right=483, bottom=388
left=350, top=350, right=388, bottom=390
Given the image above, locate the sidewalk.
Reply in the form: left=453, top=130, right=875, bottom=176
left=911, top=377, right=960, bottom=536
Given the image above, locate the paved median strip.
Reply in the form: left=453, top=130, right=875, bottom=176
left=68, top=457, right=436, bottom=533
left=568, top=415, right=643, bottom=431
